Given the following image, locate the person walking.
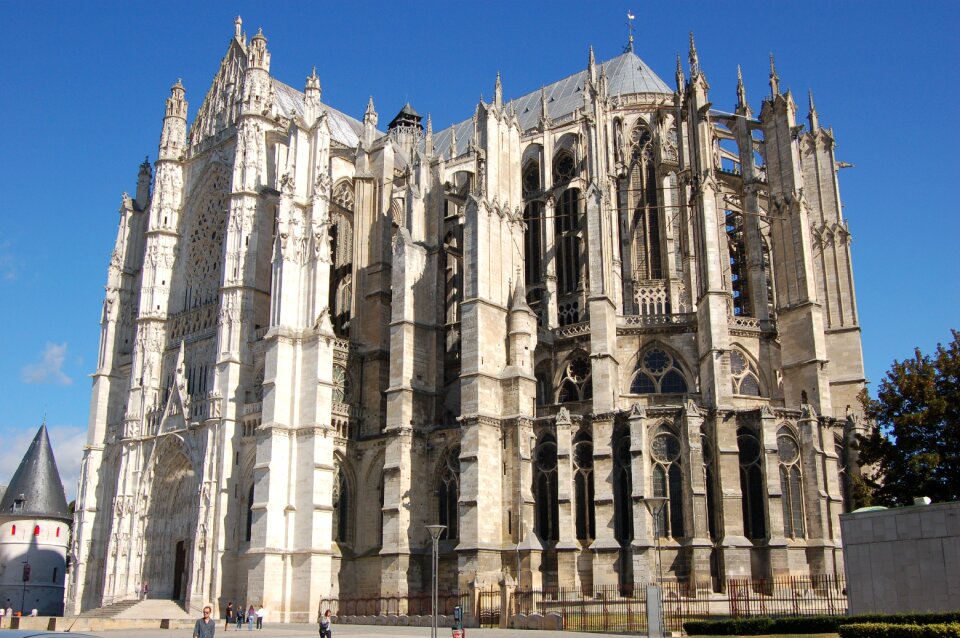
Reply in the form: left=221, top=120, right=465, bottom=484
left=224, top=602, right=234, bottom=631
left=319, top=609, right=332, bottom=638
left=235, top=605, right=244, bottom=630
left=255, top=606, right=264, bottom=630
left=193, top=606, right=216, bottom=638
left=246, top=605, right=255, bottom=631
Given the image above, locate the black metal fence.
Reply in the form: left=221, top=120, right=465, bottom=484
left=322, top=575, right=847, bottom=631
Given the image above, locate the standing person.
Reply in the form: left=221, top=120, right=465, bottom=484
left=235, top=605, right=244, bottom=630
left=1, top=605, right=6, bottom=628
left=224, top=602, right=234, bottom=631
left=247, top=605, right=255, bottom=631
left=255, top=606, right=264, bottom=630
left=319, top=609, right=332, bottom=638
left=193, top=606, right=216, bottom=638
left=142, top=581, right=149, bottom=600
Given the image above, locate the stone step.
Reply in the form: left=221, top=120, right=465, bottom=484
left=114, top=599, right=193, bottom=620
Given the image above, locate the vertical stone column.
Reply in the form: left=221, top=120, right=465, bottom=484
left=554, top=409, right=579, bottom=588
left=457, top=415, right=504, bottom=590
left=514, top=418, right=543, bottom=589
left=798, top=405, right=831, bottom=576
left=543, top=195, right=558, bottom=329
left=590, top=413, right=619, bottom=586
left=585, top=183, right=620, bottom=414
left=627, top=405, right=654, bottom=583
left=714, top=411, right=751, bottom=577
left=761, top=406, right=788, bottom=578
left=680, top=401, right=711, bottom=585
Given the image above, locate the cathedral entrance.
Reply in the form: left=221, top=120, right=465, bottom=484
left=142, top=439, right=199, bottom=602
left=172, top=541, right=187, bottom=601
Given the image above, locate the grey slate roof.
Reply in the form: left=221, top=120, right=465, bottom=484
left=431, top=50, right=672, bottom=159
left=0, top=425, right=70, bottom=521
left=272, top=80, right=368, bottom=147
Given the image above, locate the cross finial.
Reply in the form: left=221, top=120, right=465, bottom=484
left=626, top=11, right=635, bottom=53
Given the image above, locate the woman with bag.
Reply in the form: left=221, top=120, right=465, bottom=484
left=318, top=609, right=332, bottom=638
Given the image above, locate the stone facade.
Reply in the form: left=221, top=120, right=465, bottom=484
left=71, top=19, right=867, bottom=621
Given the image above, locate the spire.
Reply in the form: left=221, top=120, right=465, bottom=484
left=598, top=63, right=608, bottom=97
left=588, top=45, right=597, bottom=84
left=166, top=79, right=187, bottom=119
left=540, top=86, right=549, bottom=124
left=363, top=96, right=378, bottom=147
left=234, top=16, right=242, bottom=40
left=769, top=52, right=780, bottom=96
left=674, top=54, right=685, bottom=93
left=494, top=72, right=503, bottom=108
left=736, top=65, right=747, bottom=108
left=0, top=424, right=70, bottom=520
left=688, top=32, right=701, bottom=76
left=626, top=11, right=636, bottom=53
left=304, top=67, right=322, bottom=124
left=160, top=80, right=188, bottom=160
left=136, top=156, right=152, bottom=209
left=807, top=89, right=819, bottom=132
left=425, top=114, right=434, bottom=157
left=448, top=125, right=458, bottom=159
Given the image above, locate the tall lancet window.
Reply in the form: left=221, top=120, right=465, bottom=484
left=534, top=434, right=560, bottom=542
left=329, top=180, right=355, bottom=338
left=573, top=431, right=595, bottom=541
left=737, top=427, right=767, bottom=540
left=437, top=446, right=460, bottom=540
left=726, top=209, right=750, bottom=316
left=613, top=434, right=634, bottom=544
left=556, top=186, right=582, bottom=302
left=523, top=198, right=545, bottom=320
left=442, top=233, right=462, bottom=385
left=651, top=426, right=685, bottom=539
left=332, top=464, right=350, bottom=544
left=777, top=427, right=805, bottom=538
left=628, top=123, right=662, bottom=280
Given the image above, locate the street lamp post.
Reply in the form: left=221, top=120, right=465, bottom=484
left=425, top=525, right=447, bottom=638
left=642, top=497, right=668, bottom=638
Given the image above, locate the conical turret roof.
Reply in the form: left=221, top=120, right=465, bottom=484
left=0, top=424, right=70, bottom=521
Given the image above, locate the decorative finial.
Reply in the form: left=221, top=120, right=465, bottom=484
left=365, top=95, right=376, bottom=116
left=688, top=32, right=700, bottom=76
left=540, top=86, right=549, bottom=122
left=769, top=53, right=780, bottom=96
left=587, top=45, right=597, bottom=84
left=626, top=11, right=635, bottom=53
left=674, top=54, right=685, bottom=92
left=494, top=72, right=503, bottom=108
left=234, top=16, right=242, bottom=39
left=426, top=113, right=432, bottom=135
left=807, top=89, right=819, bottom=131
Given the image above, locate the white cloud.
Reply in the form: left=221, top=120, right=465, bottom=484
left=0, top=424, right=87, bottom=503
left=21, top=342, right=73, bottom=385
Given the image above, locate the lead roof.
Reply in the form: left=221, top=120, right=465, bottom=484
left=0, top=424, right=71, bottom=521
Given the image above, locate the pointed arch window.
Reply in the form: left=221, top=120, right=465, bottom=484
left=573, top=432, right=595, bottom=541
left=726, top=209, right=750, bottom=316
left=329, top=181, right=355, bottom=339
left=737, top=428, right=767, bottom=540
left=651, top=427, right=685, bottom=539
left=627, top=123, right=662, bottom=280
left=556, top=188, right=583, bottom=298
left=332, top=464, right=351, bottom=544
left=438, top=447, right=460, bottom=540
left=534, top=434, right=560, bottom=542
left=332, top=364, right=351, bottom=404
left=557, top=354, right=592, bottom=403
left=523, top=201, right=545, bottom=293
left=443, top=233, right=463, bottom=385
left=630, top=347, right=688, bottom=394
left=778, top=427, right=805, bottom=538
left=523, top=161, right=541, bottom=196
left=730, top=349, right=761, bottom=396
left=613, top=434, right=634, bottom=544
left=245, top=484, right=254, bottom=542
left=702, top=434, right=721, bottom=542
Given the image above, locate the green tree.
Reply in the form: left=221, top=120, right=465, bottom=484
left=857, top=330, right=960, bottom=506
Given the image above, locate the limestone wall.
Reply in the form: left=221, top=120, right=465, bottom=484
left=840, top=501, right=960, bottom=614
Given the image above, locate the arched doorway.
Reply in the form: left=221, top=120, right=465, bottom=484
left=142, top=438, right=199, bottom=602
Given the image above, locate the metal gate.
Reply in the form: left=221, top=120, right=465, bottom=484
left=477, top=588, right=501, bottom=627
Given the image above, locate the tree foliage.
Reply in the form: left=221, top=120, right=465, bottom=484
left=857, top=330, right=960, bottom=506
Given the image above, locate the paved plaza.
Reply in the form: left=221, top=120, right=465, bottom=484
left=89, top=624, right=618, bottom=638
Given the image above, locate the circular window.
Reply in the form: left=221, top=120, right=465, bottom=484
left=643, top=349, right=670, bottom=374
left=536, top=441, right=557, bottom=471
left=651, top=432, right=681, bottom=463
left=554, top=154, right=576, bottom=182
left=777, top=434, right=799, bottom=464
left=730, top=350, right=747, bottom=375
left=574, top=441, right=593, bottom=469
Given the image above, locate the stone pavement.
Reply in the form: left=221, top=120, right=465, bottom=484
left=88, top=622, right=625, bottom=638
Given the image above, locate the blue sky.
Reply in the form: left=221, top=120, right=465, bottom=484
left=1, top=1, right=957, bottom=499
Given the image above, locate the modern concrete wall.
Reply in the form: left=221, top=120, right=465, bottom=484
left=840, top=501, right=960, bottom=614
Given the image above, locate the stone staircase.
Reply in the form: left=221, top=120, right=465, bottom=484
left=78, top=598, right=193, bottom=620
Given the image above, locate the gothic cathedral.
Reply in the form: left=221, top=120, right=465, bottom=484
left=71, top=19, right=866, bottom=620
